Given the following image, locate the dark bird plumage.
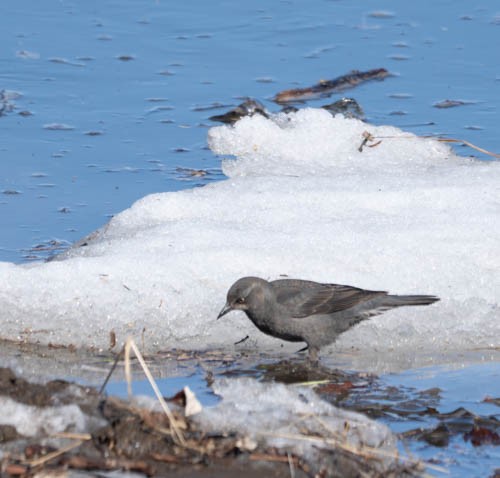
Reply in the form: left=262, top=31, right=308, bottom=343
left=218, top=276, right=439, bottom=363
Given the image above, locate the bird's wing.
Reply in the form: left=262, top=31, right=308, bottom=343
left=271, top=279, right=387, bottom=318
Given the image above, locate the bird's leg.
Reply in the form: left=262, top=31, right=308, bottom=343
left=307, top=346, right=319, bottom=366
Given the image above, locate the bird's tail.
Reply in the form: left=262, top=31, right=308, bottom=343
left=384, top=294, right=440, bottom=307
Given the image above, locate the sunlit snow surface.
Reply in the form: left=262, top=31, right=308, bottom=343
left=0, top=110, right=498, bottom=367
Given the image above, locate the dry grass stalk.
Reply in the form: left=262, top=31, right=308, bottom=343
left=358, top=131, right=500, bottom=159
left=434, top=137, right=500, bottom=158
left=258, top=429, right=446, bottom=475
left=25, top=439, right=88, bottom=467
left=124, top=336, right=186, bottom=446
left=51, top=432, right=92, bottom=441
left=287, top=452, right=296, bottom=478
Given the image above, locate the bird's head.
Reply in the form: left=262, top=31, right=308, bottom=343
left=217, top=276, right=268, bottom=319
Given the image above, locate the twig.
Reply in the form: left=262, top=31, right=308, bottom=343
left=124, top=339, right=133, bottom=397
left=25, top=439, right=87, bottom=467
left=357, top=131, right=500, bottom=159
left=358, top=131, right=375, bottom=152
left=290, top=379, right=331, bottom=387
left=434, top=137, right=500, bottom=158
left=287, top=452, right=296, bottom=478
left=124, top=337, right=186, bottom=446
left=52, top=432, right=92, bottom=440
left=258, top=430, right=447, bottom=474
left=98, top=346, right=124, bottom=395
left=250, top=452, right=299, bottom=465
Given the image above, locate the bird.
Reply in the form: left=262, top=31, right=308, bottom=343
left=218, top=276, right=439, bottom=363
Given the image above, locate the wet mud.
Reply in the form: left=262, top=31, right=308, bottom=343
left=0, top=362, right=418, bottom=478
left=0, top=341, right=423, bottom=478
left=1, top=343, right=499, bottom=477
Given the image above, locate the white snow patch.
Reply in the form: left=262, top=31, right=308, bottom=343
left=0, top=396, right=91, bottom=437
left=0, top=110, right=498, bottom=367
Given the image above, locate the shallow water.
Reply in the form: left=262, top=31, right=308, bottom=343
left=106, top=369, right=220, bottom=407
left=384, top=363, right=500, bottom=478
left=1, top=0, right=499, bottom=262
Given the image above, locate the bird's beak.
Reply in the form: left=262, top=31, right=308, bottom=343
left=217, top=303, right=232, bottom=320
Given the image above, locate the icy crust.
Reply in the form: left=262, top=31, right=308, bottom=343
left=0, top=110, right=499, bottom=362
left=0, top=396, right=101, bottom=437
left=208, top=108, right=459, bottom=177
left=197, top=378, right=400, bottom=474
left=202, top=378, right=394, bottom=449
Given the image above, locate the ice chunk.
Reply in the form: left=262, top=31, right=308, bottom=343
left=0, top=110, right=498, bottom=369
left=201, top=377, right=393, bottom=448
left=197, top=377, right=402, bottom=475
left=0, top=396, right=90, bottom=437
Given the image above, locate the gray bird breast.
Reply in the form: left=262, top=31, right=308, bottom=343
left=244, top=310, right=304, bottom=343
left=247, top=307, right=369, bottom=348
left=249, top=310, right=338, bottom=346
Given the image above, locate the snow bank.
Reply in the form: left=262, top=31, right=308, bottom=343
left=0, top=109, right=498, bottom=366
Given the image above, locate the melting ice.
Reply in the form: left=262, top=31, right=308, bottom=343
left=0, top=109, right=498, bottom=368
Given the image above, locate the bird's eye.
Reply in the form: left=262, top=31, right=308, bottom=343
left=235, top=297, right=246, bottom=304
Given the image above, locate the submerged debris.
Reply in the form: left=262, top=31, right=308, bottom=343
left=175, top=167, right=214, bottom=180
left=43, top=123, right=75, bottom=131
left=208, top=69, right=378, bottom=125
left=209, top=99, right=268, bottom=124
left=22, top=239, right=72, bottom=262
left=192, top=102, right=232, bottom=112
left=484, top=396, right=500, bottom=406
left=319, top=370, right=500, bottom=454
left=273, top=68, right=390, bottom=103
left=433, top=99, right=472, bottom=109
left=464, top=426, right=500, bottom=446
left=205, top=68, right=387, bottom=125
left=48, top=57, right=85, bottom=67
left=322, top=97, right=364, bottom=118
left=116, top=54, right=135, bottom=61
left=209, top=97, right=364, bottom=125
left=0, top=90, right=21, bottom=116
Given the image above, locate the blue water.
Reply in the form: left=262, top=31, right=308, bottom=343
left=1, top=0, right=499, bottom=262
left=105, top=369, right=220, bottom=407
left=384, top=363, right=500, bottom=477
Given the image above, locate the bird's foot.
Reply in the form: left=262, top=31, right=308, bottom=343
left=306, top=347, right=320, bottom=367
